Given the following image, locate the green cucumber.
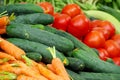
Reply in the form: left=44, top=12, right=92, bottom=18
left=66, top=69, right=86, bottom=80
left=7, top=38, right=69, bottom=65
left=31, top=24, right=98, bottom=57
left=12, top=13, right=54, bottom=25
left=67, top=57, right=85, bottom=71
left=79, top=72, right=120, bottom=80
left=6, top=23, right=74, bottom=53
left=71, top=49, right=120, bottom=73
left=0, top=3, right=44, bottom=15
left=85, top=10, right=120, bottom=34
left=26, top=52, right=42, bottom=62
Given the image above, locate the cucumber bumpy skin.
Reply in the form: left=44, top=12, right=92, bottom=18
left=85, top=10, right=120, bottom=34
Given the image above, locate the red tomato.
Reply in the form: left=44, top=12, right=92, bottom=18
left=52, top=14, right=71, bottom=31
left=52, top=12, right=60, bottom=18
left=37, top=2, right=54, bottom=15
left=83, top=30, right=105, bottom=48
left=61, top=4, right=83, bottom=18
left=112, top=57, right=120, bottom=66
left=97, top=48, right=109, bottom=61
left=98, top=21, right=115, bottom=38
left=89, top=20, right=102, bottom=30
left=67, top=14, right=90, bottom=39
left=103, top=40, right=120, bottom=58
left=92, top=27, right=110, bottom=40
left=111, top=34, right=120, bottom=46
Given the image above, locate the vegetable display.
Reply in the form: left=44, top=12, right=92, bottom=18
left=0, top=0, right=120, bottom=80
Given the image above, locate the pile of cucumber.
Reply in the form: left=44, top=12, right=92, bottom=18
left=1, top=3, right=120, bottom=80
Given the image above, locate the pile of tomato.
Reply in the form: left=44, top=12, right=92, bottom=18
left=38, top=2, right=120, bottom=66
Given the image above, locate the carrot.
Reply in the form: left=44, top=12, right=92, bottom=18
left=17, top=75, right=38, bottom=80
left=0, top=16, right=9, bottom=28
left=0, top=29, right=6, bottom=34
left=16, top=60, right=48, bottom=80
left=47, top=64, right=56, bottom=74
left=39, top=62, right=47, bottom=67
left=37, top=63, right=64, bottom=80
left=0, top=52, right=16, bottom=61
left=52, top=58, right=70, bottom=80
left=48, top=46, right=70, bottom=80
left=0, top=37, right=25, bottom=60
left=29, top=60, right=40, bottom=74
left=0, top=62, right=22, bottom=75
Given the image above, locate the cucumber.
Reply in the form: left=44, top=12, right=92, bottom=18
left=12, top=13, right=54, bottom=25
left=67, top=57, right=85, bottom=71
left=71, top=49, right=120, bottom=73
left=6, top=23, right=74, bottom=53
left=97, top=4, right=120, bottom=21
left=85, top=10, right=120, bottom=34
left=79, top=72, right=120, bottom=80
left=7, top=38, right=69, bottom=65
left=26, top=52, right=42, bottom=62
left=66, top=69, right=86, bottom=80
left=106, top=58, right=114, bottom=64
left=31, top=24, right=98, bottom=57
left=0, top=3, right=44, bottom=15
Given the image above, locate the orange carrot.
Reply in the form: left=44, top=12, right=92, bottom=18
left=48, top=46, right=70, bottom=80
left=0, top=29, right=6, bottom=34
left=47, top=64, right=56, bottom=74
left=0, top=62, right=22, bottom=75
left=39, top=62, right=47, bottom=67
left=16, top=61, right=48, bottom=80
left=0, top=38, right=25, bottom=60
left=17, top=75, right=38, bottom=80
left=0, top=16, right=9, bottom=28
left=52, top=58, right=70, bottom=80
left=0, top=52, right=16, bottom=61
left=37, top=63, right=64, bottom=80
left=29, top=60, right=40, bottom=74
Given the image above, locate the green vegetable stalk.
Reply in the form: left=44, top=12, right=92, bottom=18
left=0, top=71, right=17, bottom=80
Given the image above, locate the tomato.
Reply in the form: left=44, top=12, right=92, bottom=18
left=112, top=57, right=120, bottom=66
left=111, top=34, right=120, bottom=46
left=103, top=40, right=120, bottom=58
left=83, top=30, right=105, bottom=48
left=37, top=2, right=54, bottom=15
left=52, top=12, right=60, bottom=18
left=97, top=48, right=109, bottom=61
left=61, top=4, right=83, bottom=18
left=92, top=27, right=110, bottom=40
left=67, top=14, right=90, bottom=39
left=52, top=14, right=71, bottom=31
left=98, top=21, right=115, bottom=38
left=89, top=20, right=102, bottom=30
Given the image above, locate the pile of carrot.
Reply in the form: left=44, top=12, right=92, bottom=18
left=0, top=37, right=71, bottom=80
